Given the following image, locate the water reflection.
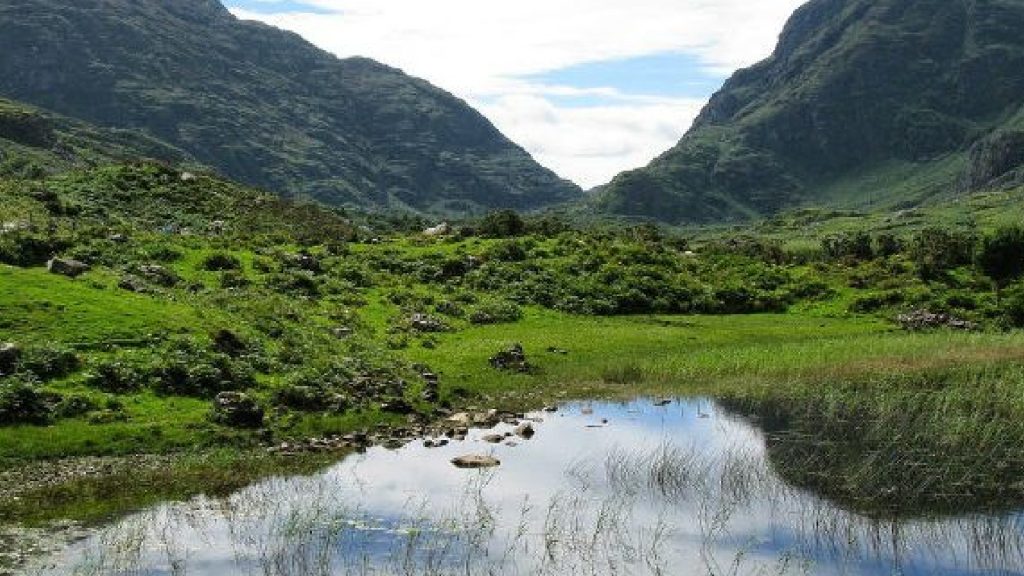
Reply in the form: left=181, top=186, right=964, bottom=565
left=24, top=399, right=1024, bottom=575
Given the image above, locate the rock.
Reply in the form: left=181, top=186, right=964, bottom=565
left=542, top=405, right=558, bottom=413
left=332, top=327, right=354, bottom=339
left=452, top=455, right=501, bottom=469
left=0, top=343, right=20, bottom=375
left=897, top=309, right=977, bottom=331
left=46, top=258, right=89, bottom=278
left=489, top=343, right=532, bottom=373
left=211, top=392, right=264, bottom=428
left=117, top=275, right=150, bottom=293
left=482, top=434, right=505, bottom=444
left=409, top=313, right=447, bottom=333
left=423, top=222, right=452, bottom=237
left=514, top=422, right=535, bottom=439
left=381, top=398, right=414, bottom=415
left=137, top=264, right=178, bottom=287
left=447, top=412, right=473, bottom=426
left=654, top=399, right=673, bottom=407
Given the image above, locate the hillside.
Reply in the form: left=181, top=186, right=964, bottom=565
left=0, top=0, right=581, bottom=215
left=0, top=97, right=191, bottom=178
left=594, top=0, right=1024, bottom=224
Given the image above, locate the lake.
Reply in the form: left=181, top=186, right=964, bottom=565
left=21, top=398, right=1024, bottom=575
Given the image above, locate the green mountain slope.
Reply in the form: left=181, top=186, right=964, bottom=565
left=0, top=97, right=191, bottom=178
left=0, top=0, right=580, bottom=215
left=594, top=0, right=1024, bottom=224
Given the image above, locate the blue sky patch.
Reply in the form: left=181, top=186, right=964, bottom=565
left=226, top=0, right=334, bottom=15
left=523, top=52, right=726, bottom=100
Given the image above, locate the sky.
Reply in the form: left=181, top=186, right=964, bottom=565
left=226, top=0, right=807, bottom=189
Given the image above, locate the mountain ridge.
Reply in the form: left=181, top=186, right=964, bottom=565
left=593, top=0, right=1024, bottom=224
left=0, top=0, right=581, bottom=215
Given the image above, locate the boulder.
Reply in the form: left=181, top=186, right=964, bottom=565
left=211, top=392, right=264, bottom=428
left=409, top=313, right=447, bottom=333
left=0, top=342, right=21, bottom=375
left=482, top=434, right=505, bottom=444
left=514, top=422, right=535, bottom=439
left=897, top=309, right=977, bottom=331
left=137, top=264, right=179, bottom=287
left=489, top=343, right=531, bottom=373
left=452, top=455, right=501, bottom=469
left=47, top=258, right=90, bottom=278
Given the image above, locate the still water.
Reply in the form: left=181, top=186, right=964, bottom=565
left=24, top=399, right=1024, bottom=575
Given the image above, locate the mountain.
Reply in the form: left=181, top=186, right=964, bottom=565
left=0, top=0, right=581, bottom=215
left=0, top=97, right=191, bottom=178
left=594, top=0, right=1024, bottom=224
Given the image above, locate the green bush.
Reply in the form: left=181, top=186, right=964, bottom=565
left=469, top=299, right=523, bottom=325
left=19, top=345, right=80, bottom=380
left=152, top=343, right=255, bottom=398
left=910, top=227, right=977, bottom=280
left=201, top=252, right=242, bottom=271
left=86, top=360, right=148, bottom=393
left=978, top=226, right=1024, bottom=291
left=0, top=377, right=52, bottom=425
left=478, top=210, right=525, bottom=238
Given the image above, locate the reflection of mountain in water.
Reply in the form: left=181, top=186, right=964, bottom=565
left=32, top=399, right=1024, bottom=575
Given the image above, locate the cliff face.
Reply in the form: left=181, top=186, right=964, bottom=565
left=595, top=0, right=1024, bottom=224
left=0, top=0, right=581, bottom=215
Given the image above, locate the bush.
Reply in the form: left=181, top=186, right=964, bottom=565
left=19, top=345, right=80, bottom=380
left=822, top=232, right=874, bottom=262
left=86, top=360, right=148, bottom=393
left=153, top=351, right=254, bottom=398
left=54, top=394, right=99, bottom=419
left=0, top=377, right=52, bottom=425
left=978, top=226, right=1024, bottom=292
left=478, top=210, right=526, bottom=238
left=469, top=300, right=524, bottom=325
left=201, top=252, right=242, bottom=271
left=910, top=227, right=977, bottom=280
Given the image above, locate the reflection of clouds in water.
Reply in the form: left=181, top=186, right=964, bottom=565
left=33, top=399, right=1024, bottom=576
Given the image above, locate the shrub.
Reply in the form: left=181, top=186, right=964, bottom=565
left=19, top=345, right=80, bottom=380
left=201, top=252, right=242, bottom=271
left=478, top=210, right=526, bottom=238
left=0, top=377, right=52, bottom=425
left=54, top=394, right=99, bottom=419
left=978, top=226, right=1024, bottom=292
left=86, top=360, right=148, bottom=393
left=910, top=227, right=977, bottom=280
left=822, top=232, right=874, bottom=262
left=469, top=300, right=523, bottom=325
left=153, top=350, right=254, bottom=398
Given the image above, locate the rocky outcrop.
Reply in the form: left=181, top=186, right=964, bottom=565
left=965, top=130, right=1024, bottom=190
left=46, top=258, right=89, bottom=278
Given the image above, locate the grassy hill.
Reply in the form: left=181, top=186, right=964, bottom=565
left=594, top=0, right=1024, bottom=224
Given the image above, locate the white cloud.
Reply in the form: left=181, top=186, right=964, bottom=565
left=228, top=0, right=807, bottom=188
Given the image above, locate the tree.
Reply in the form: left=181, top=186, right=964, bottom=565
left=478, top=210, right=525, bottom=238
left=978, top=225, right=1024, bottom=298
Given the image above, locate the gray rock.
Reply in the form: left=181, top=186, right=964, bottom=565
left=514, top=422, right=535, bottom=439
left=490, top=343, right=531, bottom=373
left=47, top=258, right=90, bottom=278
left=482, top=434, right=505, bottom=444
left=0, top=343, right=20, bottom=375
left=452, top=455, right=501, bottom=469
